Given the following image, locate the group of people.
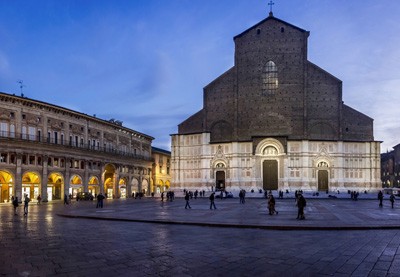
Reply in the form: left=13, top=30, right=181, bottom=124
left=378, top=190, right=396, bottom=209
left=161, top=191, right=175, bottom=202
left=182, top=189, right=307, bottom=218
left=12, top=194, right=31, bottom=216
left=183, top=191, right=217, bottom=210
left=350, top=191, right=360, bottom=201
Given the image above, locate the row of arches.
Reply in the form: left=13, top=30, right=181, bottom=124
left=0, top=165, right=149, bottom=203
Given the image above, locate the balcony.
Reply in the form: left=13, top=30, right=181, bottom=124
left=0, top=132, right=154, bottom=162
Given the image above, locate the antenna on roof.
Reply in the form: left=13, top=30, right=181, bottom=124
left=17, top=80, right=26, bottom=97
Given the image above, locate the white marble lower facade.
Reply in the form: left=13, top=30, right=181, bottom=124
left=171, top=133, right=381, bottom=193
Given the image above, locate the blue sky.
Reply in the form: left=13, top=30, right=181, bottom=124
left=0, top=0, right=399, bottom=152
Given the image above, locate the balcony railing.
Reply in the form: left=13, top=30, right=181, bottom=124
left=0, top=132, right=153, bottom=161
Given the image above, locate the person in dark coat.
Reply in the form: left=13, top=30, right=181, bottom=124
left=390, top=193, right=395, bottom=209
left=12, top=196, right=19, bottom=215
left=184, top=192, right=191, bottom=209
left=268, top=194, right=278, bottom=215
left=209, top=192, right=217, bottom=210
left=297, top=194, right=306, bottom=220
left=96, top=193, right=105, bottom=208
left=378, top=190, right=383, bottom=207
left=23, top=194, right=30, bottom=216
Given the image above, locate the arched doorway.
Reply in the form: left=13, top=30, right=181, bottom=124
left=142, top=179, right=149, bottom=195
left=119, top=178, right=127, bottom=198
left=48, top=173, right=64, bottom=201
left=216, top=171, right=225, bottom=191
left=0, top=170, right=14, bottom=203
left=69, top=175, right=83, bottom=199
left=22, top=172, right=41, bottom=201
left=157, top=179, right=164, bottom=193
left=131, top=178, right=139, bottom=196
left=317, top=161, right=329, bottom=191
left=88, top=176, right=100, bottom=196
left=214, top=162, right=226, bottom=191
left=104, top=164, right=116, bottom=199
left=165, top=180, right=170, bottom=191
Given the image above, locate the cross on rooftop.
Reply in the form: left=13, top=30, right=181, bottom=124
left=268, top=0, right=275, bottom=13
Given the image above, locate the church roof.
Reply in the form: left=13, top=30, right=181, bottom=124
left=234, top=13, right=308, bottom=40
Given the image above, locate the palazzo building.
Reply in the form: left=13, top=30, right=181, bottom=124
left=171, top=11, right=381, bottom=193
left=381, top=144, right=400, bottom=188
left=0, top=92, right=154, bottom=203
left=151, top=147, right=172, bottom=193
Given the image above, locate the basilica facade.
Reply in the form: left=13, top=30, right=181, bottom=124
left=0, top=92, right=154, bottom=203
left=171, top=12, right=381, bottom=193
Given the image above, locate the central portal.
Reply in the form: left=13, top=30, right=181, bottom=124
left=263, top=160, right=278, bottom=191
left=215, top=171, right=225, bottom=191
left=318, top=170, right=328, bottom=191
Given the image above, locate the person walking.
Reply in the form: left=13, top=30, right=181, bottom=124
left=184, top=192, right=191, bottom=209
left=390, top=193, right=395, bottom=209
left=268, top=194, right=278, bottom=215
left=37, top=195, right=42, bottom=204
left=378, top=190, right=383, bottom=207
left=23, top=194, right=30, bottom=216
left=296, top=193, right=306, bottom=220
left=161, top=191, right=164, bottom=202
left=209, top=192, right=217, bottom=210
left=12, top=196, right=19, bottom=215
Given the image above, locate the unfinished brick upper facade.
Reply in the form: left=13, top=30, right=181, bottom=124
left=178, top=14, right=373, bottom=144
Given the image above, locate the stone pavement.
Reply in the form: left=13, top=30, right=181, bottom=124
left=58, top=196, right=400, bottom=230
left=1, top=197, right=400, bottom=276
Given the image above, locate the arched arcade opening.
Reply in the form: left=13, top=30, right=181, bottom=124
left=0, top=170, right=14, bottom=203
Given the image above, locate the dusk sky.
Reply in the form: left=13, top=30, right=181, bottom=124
left=0, top=0, right=399, bottom=152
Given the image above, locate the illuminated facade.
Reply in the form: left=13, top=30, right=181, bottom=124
left=0, top=92, right=153, bottom=203
left=151, top=147, right=171, bottom=194
left=171, top=12, right=381, bottom=193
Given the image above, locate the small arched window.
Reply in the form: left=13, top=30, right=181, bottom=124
left=262, top=61, right=278, bottom=95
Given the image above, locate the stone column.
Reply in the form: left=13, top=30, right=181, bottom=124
left=64, top=158, right=70, bottom=198
left=113, top=168, right=119, bottom=198
left=100, top=163, right=105, bottom=194
left=41, top=156, right=48, bottom=202
left=83, top=160, right=89, bottom=192
left=15, top=154, right=23, bottom=201
left=139, top=168, right=143, bottom=193
left=127, top=175, right=132, bottom=198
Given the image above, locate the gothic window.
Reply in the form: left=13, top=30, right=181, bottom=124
left=262, top=61, right=278, bottom=95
